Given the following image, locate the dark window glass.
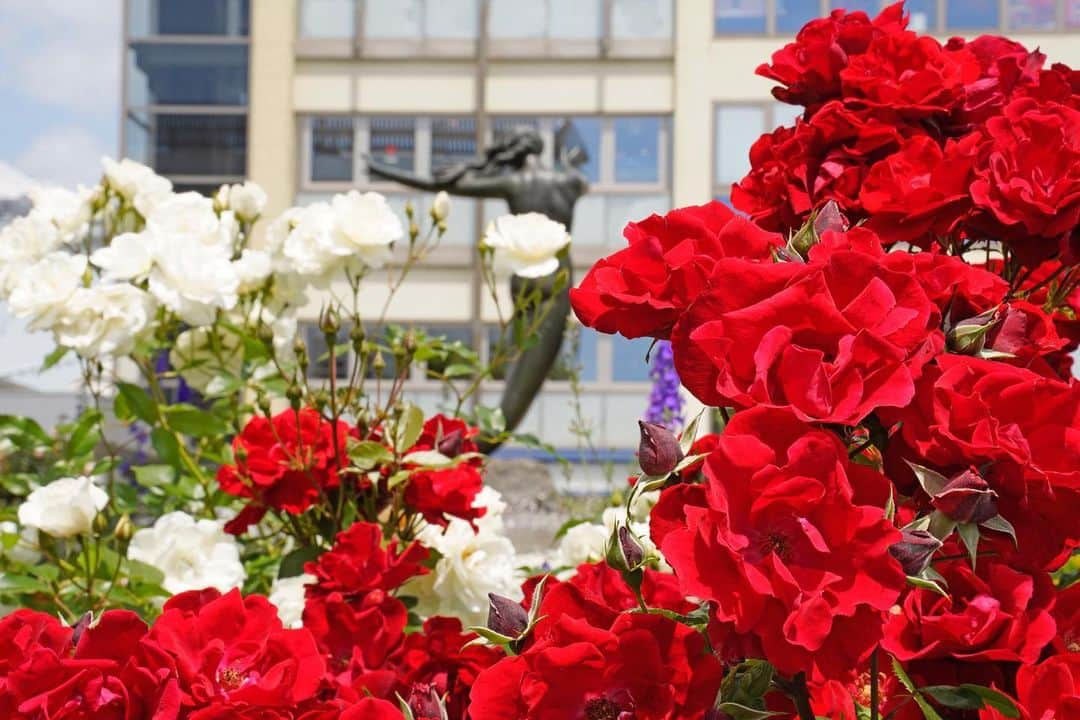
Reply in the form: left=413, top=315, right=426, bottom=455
left=431, top=117, right=477, bottom=175
left=714, top=0, right=767, bottom=33
left=611, top=335, right=653, bottom=382
left=369, top=117, right=416, bottom=172
left=946, top=0, right=999, bottom=29
left=614, top=116, right=661, bottom=184
left=305, top=324, right=349, bottom=380
left=171, top=183, right=225, bottom=196
left=556, top=117, right=601, bottom=184
left=312, top=117, right=354, bottom=182
left=775, top=0, right=819, bottom=32
left=128, top=43, right=248, bottom=106
left=126, top=113, right=247, bottom=176
left=129, top=0, right=250, bottom=36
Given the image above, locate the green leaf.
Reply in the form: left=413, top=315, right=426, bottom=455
left=907, top=575, right=949, bottom=597
left=278, top=546, right=322, bottom=578
left=906, top=461, right=949, bottom=497
left=348, top=440, right=393, bottom=471
left=957, top=522, right=980, bottom=569
left=679, top=409, right=706, bottom=455
left=133, top=464, right=175, bottom=488
left=117, top=382, right=159, bottom=424
left=66, top=410, right=102, bottom=458
left=920, top=686, right=983, bottom=711
left=927, top=511, right=957, bottom=542
left=150, top=427, right=181, bottom=467
left=980, top=514, right=1018, bottom=546
left=393, top=403, right=425, bottom=452
left=0, top=574, right=49, bottom=594
left=165, top=405, right=228, bottom=437
left=892, top=657, right=945, bottom=720
left=959, top=685, right=1020, bottom=718
left=41, top=345, right=69, bottom=371
left=125, top=558, right=166, bottom=586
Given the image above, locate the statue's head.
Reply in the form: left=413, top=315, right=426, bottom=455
left=496, top=127, right=544, bottom=167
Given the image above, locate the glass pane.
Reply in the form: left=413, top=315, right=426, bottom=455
left=369, top=117, right=416, bottom=172
left=829, top=0, right=880, bottom=13
left=126, top=113, right=247, bottom=176
left=171, top=183, right=224, bottom=196
left=611, top=0, right=674, bottom=39
left=773, top=101, right=803, bottom=128
left=429, top=196, right=476, bottom=246
left=366, top=0, right=422, bottom=39
left=904, top=0, right=937, bottom=31
left=614, top=117, right=661, bottom=184
left=299, top=0, right=355, bottom=38
left=311, top=117, right=354, bottom=182
left=714, top=0, right=767, bottom=33
left=548, top=325, right=598, bottom=381
left=127, top=43, right=248, bottom=106
left=306, top=324, right=349, bottom=380
left=715, top=106, right=764, bottom=185
left=556, top=117, right=601, bottom=184
left=431, top=117, right=477, bottom=175
left=572, top=193, right=607, bottom=246
left=776, top=0, right=820, bottom=32
left=1007, top=0, right=1057, bottom=29
left=549, top=0, right=604, bottom=39
left=425, top=0, right=479, bottom=39
left=1069, top=0, right=1080, bottom=27
left=128, top=0, right=250, bottom=36
left=490, top=0, right=547, bottom=38
left=946, top=0, right=999, bottom=29
left=611, top=335, right=653, bottom=382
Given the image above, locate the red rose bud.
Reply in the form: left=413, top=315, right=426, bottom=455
left=407, top=683, right=448, bottom=720
left=487, top=593, right=528, bottom=638
left=637, top=421, right=683, bottom=476
left=618, top=525, right=645, bottom=569
left=813, top=199, right=849, bottom=235
left=946, top=307, right=999, bottom=356
left=70, top=611, right=93, bottom=648
left=931, top=468, right=999, bottom=524
left=436, top=427, right=465, bottom=457
left=889, top=529, right=943, bottom=576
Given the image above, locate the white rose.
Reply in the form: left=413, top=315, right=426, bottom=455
left=0, top=212, right=63, bottom=295
left=18, top=475, right=108, bottom=538
left=217, top=182, right=268, bottom=222
left=147, top=192, right=237, bottom=253
left=101, top=157, right=172, bottom=216
left=250, top=206, right=302, bottom=259
left=483, top=212, right=570, bottom=278
left=432, top=191, right=451, bottom=222
left=149, top=242, right=239, bottom=326
left=268, top=573, right=314, bottom=629
left=28, top=185, right=93, bottom=245
left=90, top=231, right=156, bottom=282
left=169, top=326, right=244, bottom=393
left=327, top=190, right=403, bottom=269
left=553, top=520, right=609, bottom=568
left=0, top=520, right=42, bottom=565
left=282, top=202, right=336, bottom=278
left=473, top=486, right=508, bottom=535
left=406, top=517, right=522, bottom=626
left=8, top=252, right=87, bottom=330
left=53, top=284, right=155, bottom=358
left=232, top=248, right=273, bottom=293
left=127, top=511, right=245, bottom=595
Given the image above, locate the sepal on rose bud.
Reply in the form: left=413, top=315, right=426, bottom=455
left=930, top=468, right=999, bottom=525
left=889, top=529, right=943, bottom=576
left=945, top=306, right=999, bottom=356
left=637, top=420, right=683, bottom=476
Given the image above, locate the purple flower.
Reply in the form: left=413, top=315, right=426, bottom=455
left=644, top=340, right=683, bottom=431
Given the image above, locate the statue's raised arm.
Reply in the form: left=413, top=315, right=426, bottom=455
left=365, top=155, right=514, bottom=200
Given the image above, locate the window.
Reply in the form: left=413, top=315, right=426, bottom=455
left=555, top=117, right=601, bottom=184
left=547, top=325, right=599, bottom=381
left=364, top=0, right=479, bottom=41
left=614, top=117, right=661, bottom=184
left=431, top=117, right=477, bottom=175
left=1008, top=0, right=1057, bottom=29
left=125, top=113, right=247, bottom=177
left=714, top=0, right=767, bottom=34
left=365, top=0, right=422, bottom=39
left=305, top=324, right=350, bottom=380
left=311, top=118, right=354, bottom=182
left=370, top=117, right=416, bottom=172
left=946, top=0, right=999, bottom=29
left=415, top=325, right=474, bottom=379
left=128, top=0, right=249, bottom=37
left=904, top=0, right=938, bottom=31
left=489, top=0, right=603, bottom=40
left=299, top=0, right=356, bottom=39
left=611, top=336, right=653, bottom=382
left=775, top=0, right=820, bottom=33
left=828, top=0, right=880, bottom=12
left=1069, top=0, right=1080, bottom=27
left=127, top=43, right=248, bottom=106
left=611, top=0, right=674, bottom=39
left=713, top=102, right=798, bottom=203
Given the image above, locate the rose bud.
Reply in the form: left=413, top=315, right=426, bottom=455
left=487, top=593, right=528, bottom=638
left=437, top=428, right=465, bottom=457
left=946, top=307, right=999, bottom=356
left=889, top=529, right=943, bottom=576
left=637, top=421, right=683, bottom=476
left=618, top=525, right=645, bottom=569
left=70, top=611, right=94, bottom=648
left=931, top=468, right=999, bottom=524
left=407, top=682, right=448, bottom=720
left=813, top=199, right=849, bottom=235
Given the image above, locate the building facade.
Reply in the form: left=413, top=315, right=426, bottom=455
left=121, top=0, right=1080, bottom=462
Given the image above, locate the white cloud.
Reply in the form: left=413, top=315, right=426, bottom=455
left=16, top=127, right=108, bottom=188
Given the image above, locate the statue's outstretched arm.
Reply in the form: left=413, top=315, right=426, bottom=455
left=365, top=157, right=443, bottom=192
left=366, top=156, right=511, bottom=200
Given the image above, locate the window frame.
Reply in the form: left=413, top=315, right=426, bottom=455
left=711, top=100, right=799, bottom=203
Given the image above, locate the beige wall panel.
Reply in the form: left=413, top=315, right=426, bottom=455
left=298, top=272, right=475, bottom=323
left=487, top=66, right=600, bottom=113
left=602, top=71, right=674, bottom=113
left=356, top=66, right=476, bottom=113
left=293, top=73, right=354, bottom=112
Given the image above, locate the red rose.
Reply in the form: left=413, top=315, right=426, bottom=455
left=218, top=408, right=351, bottom=534
left=860, top=135, right=978, bottom=247
left=970, top=97, right=1080, bottom=265
left=1052, top=582, right=1080, bottom=654
left=137, top=588, right=326, bottom=715
left=731, top=122, right=818, bottom=232
left=570, top=201, right=781, bottom=340
left=651, top=406, right=904, bottom=680
left=672, top=245, right=942, bottom=425
left=303, top=590, right=407, bottom=675
left=305, top=521, right=428, bottom=601
left=409, top=414, right=480, bottom=458
left=981, top=653, right=1080, bottom=720
left=756, top=3, right=906, bottom=110
left=405, top=464, right=486, bottom=528
left=883, top=554, right=1056, bottom=664
left=469, top=611, right=721, bottom=720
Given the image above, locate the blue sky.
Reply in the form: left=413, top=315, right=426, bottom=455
left=0, top=1, right=122, bottom=187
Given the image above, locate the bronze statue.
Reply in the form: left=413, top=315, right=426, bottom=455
left=365, top=125, right=590, bottom=451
